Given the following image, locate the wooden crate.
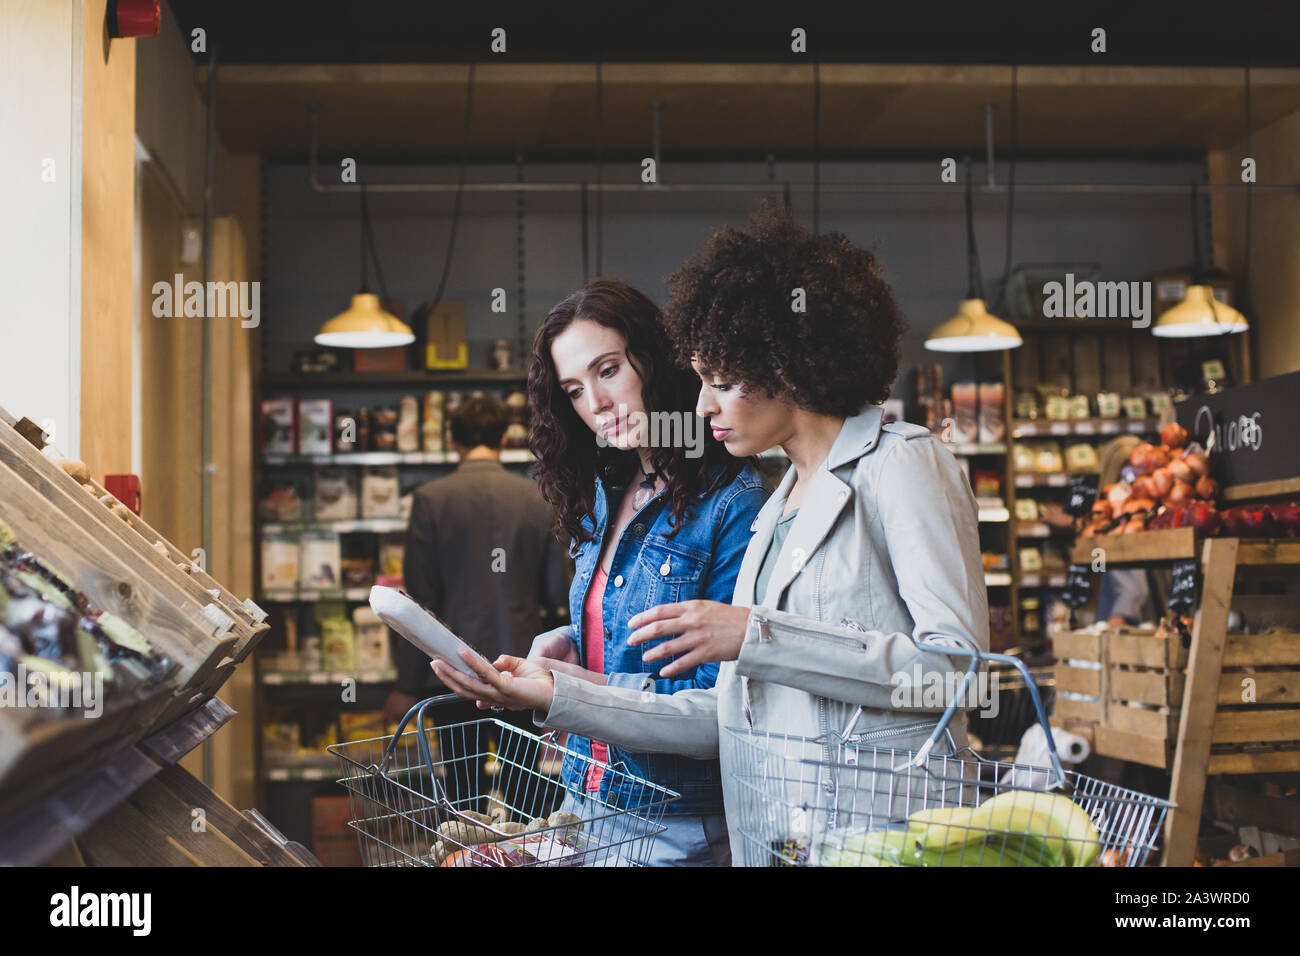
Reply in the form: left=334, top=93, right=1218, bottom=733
left=1059, top=625, right=1300, bottom=772
left=1071, top=528, right=1198, bottom=565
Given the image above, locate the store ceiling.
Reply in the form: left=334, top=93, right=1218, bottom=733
left=202, top=64, right=1300, bottom=159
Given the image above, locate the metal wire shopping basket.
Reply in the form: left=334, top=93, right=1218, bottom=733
left=329, top=695, right=679, bottom=867
left=724, top=644, right=1173, bottom=868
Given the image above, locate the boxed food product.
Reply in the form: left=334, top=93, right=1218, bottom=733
left=1035, top=442, right=1064, bottom=473
left=972, top=468, right=1003, bottom=499
left=259, top=477, right=306, bottom=522
left=298, top=399, right=334, bottom=455
left=1044, top=394, right=1070, bottom=421
left=314, top=468, right=359, bottom=520
left=371, top=406, right=398, bottom=452
left=299, top=534, right=342, bottom=590
left=1018, top=547, right=1043, bottom=572
left=397, top=395, right=421, bottom=452
left=1014, top=391, right=1038, bottom=420
left=260, top=396, right=297, bottom=455
left=340, top=540, right=376, bottom=587
left=1068, top=395, right=1091, bottom=420
left=1064, top=443, right=1100, bottom=472
left=1096, top=392, right=1121, bottom=418
left=1014, top=499, right=1039, bottom=522
left=422, top=391, right=445, bottom=453
left=977, top=382, right=1005, bottom=443
left=377, top=535, right=404, bottom=588
left=320, top=612, right=356, bottom=672
left=424, top=300, right=468, bottom=369
left=261, top=536, right=300, bottom=591
left=950, top=382, right=978, bottom=444
left=1012, top=443, right=1035, bottom=472
left=353, top=606, right=392, bottom=671
left=361, top=466, right=402, bottom=519
left=1122, top=395, right=1147, bottom=419
left=1147, top=391, right=1173, bottom=416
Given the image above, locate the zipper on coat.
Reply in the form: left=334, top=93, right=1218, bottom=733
left=846, top=718, right=938, bottom=742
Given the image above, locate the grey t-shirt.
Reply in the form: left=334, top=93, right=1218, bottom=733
left=754, top=508, right=799, bottom=609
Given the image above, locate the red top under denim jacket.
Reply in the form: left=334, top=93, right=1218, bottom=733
left=582, top=564, right=610, bottom=791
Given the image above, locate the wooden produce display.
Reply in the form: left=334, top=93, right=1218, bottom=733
left=0, top=407, right=269, bottom=812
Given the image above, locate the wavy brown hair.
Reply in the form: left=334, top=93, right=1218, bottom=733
left=527, top=279, right=743, bottom=546
left=663, top=200, right=906, bottom=415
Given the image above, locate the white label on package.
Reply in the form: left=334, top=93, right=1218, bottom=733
left=527, top=837, right=577, bottom=864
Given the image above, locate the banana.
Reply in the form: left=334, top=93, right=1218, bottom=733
left=978, top=790, right=1101, bottom=867
left=820, top=828, right=917, bottom=867
left=904, top=805, right=980, bottom=858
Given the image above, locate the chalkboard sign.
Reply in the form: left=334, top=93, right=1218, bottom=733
left=1065, top=474, right=1099, bottom=518
left=1168, top=558, right=1200, bottom=616
left=1062, top=563, right=1093, bottom=609
left=1175, top=371, right=1300, bottom=489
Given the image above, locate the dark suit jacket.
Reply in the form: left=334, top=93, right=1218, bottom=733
left=393, top=458, right=571, bottom=696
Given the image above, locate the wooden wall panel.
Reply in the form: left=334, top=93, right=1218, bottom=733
left=79, top=3, right=135, bottom=479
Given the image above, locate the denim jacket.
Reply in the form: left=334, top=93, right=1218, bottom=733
left=530, top=461, right=767, bottom=815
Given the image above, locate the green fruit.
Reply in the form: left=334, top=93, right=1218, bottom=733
left=904, top=805, right=979, bottom=856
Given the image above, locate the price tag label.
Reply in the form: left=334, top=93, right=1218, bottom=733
left=1100, top=421, right=1120, bottom=434
left=311, top=455, right=333, bottom=466
left=1049, top=422, right=1071, bottom=435
left=1047, top=474, right=1068, bottom=487
left=360, top=671, right=381, bottom=683
left=1127, top=421, right=1147, bottom=433
left=307, top=672, right=328, bottom=685
left=1075, top=422, right=1096, bottom=434
left=1015, top=475, right=1033, bottom=488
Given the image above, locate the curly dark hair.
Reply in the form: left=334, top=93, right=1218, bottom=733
left=663, top=200, right=907, bottom=416
left=527, top=279, right=744, bottom=546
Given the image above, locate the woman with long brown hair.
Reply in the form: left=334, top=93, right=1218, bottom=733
left=499, top=278, right=766, bottom=865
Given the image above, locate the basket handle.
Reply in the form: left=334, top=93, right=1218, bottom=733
left=377, top=693, right=461, bottom=805
left=912, top=640, right=1067, bottom=789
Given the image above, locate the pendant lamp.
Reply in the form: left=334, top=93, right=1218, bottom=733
left=926, top=163, right=1022, bottom=352
left=315, top=185, right=414, bottom=349
left=1152, top=183, right=1249, bottom=338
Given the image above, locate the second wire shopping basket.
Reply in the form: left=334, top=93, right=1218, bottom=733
left=329, top=695, right=679, bottom=867
left=724, top=643, right=1174, bottom=867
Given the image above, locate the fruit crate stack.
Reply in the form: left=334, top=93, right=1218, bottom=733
left=1052, top=624, right=1300, bottom=773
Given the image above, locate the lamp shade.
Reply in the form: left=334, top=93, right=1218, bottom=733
left=924, top=298, right=1023, bottom=352
left=1152, top=285, right=1248, bottom=338
left=314, top=293, right=415, bottom=349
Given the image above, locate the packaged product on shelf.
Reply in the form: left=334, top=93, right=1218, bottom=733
left=1018, top=547, right=1043, bottom=572
left=260, top=396, right=297, bottom=454
left=971, top=468, right=1002, bottom=499
left=1068, top=395, right=1091, bottom=420
left=356, top=408, right=372, bottom=451
left=372, top=406, right=398, bottom=451
left=1064, top=443, right=1099, bottom=472
left=1146, top=391, right=1173, bottom=416
left=1014, top=499, right=1039, bottom=522
left=261, top=535, right=300, bottom=591
left=298, top=399, right=334, bottom=455
left=976, top=382, right=1004, bottom=443
left=377, top=535, right=404, bottom=588
left=397, top=395, right=421, bottom=452
left=1012, top=443, right=1035, bottom=472
left=443, top=392, right=464, bottom=449
left=1044, top=394, right=1071, bottom=421
left=423, top=300, right=468, bottom=369
left=353, top=606, right=392, bottom=670
left=1014, top=391, right=1038, bottom=420
left=314, top=468, right=359, bottom=520
left=1035, top=442, right=1064, bottom=473
left=361, top=466, right=402, bottom=519
left=262, top=722, right=301, bottom=757
left=422, top=391, right=445, bottom=453
left=301, top=634, right=323, bottom=671
left=1020, top=595, right=1042, bottom=635
left=1096, top=391, right=1121, bottom=418
left=1121, top=395, right=1147, bottom=419
left=950, top=381, right=978, bottom=443
left=299, top=534, right=342, bottom=590
left=258, top=477, right=306, bottom=522
left=980, top=552, right=1009, bottom=571
left=319, top=609, right=356, bottom=672
left=339, top=710, right=393, bottom=743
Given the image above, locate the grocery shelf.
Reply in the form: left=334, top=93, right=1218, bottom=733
left=1070, top=527, right=1198, bottom=564
left=1018, top=573, right=1068, bottom=588
left=263, top=449, right=534, bottom=466
left=1013, top=471, right=1098, bottom=488
left=1011, top=418, right=1161, bottom=438
left=261, top=668, right=397, bottom=685
left=264, top=763, right=334, bottom=783
left=942, top=441, right=1007, bottom=456
left=261, top=587, right=374, bottom=602
left=263, top=519, right=407, bottom=535
left=263, top=369, right=528, bottom=389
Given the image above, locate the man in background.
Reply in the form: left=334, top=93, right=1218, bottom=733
left=383, top=395, right=571, bottom=724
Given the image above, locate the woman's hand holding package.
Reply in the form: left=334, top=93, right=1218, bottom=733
left=627, top=600, right=751, bottom=678
left=526, top=631, right=605, bottom=684
left=432, top=651, right=556, bottom=712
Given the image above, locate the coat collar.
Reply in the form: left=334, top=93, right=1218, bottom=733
left=734, top=404, right=886, bottom=607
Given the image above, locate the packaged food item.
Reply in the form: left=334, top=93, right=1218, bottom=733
left=1014, top=391, right=1039, bottom=420
left=1096, top=392, right=1121, bottom=418
left=972, top=468, right=1002, bottom=499
left=377, top=535, right=404, bottom=587
left=422, top=391, right=445, bottom=453
left=1019, top=547, right=1043, bottom=572
left=1068, top=395, right=1091, bottom=420
left=361, top=466, right=401, bottom=519
left=259, top=478, right=306, bottom=522
left=299, top=534, right=342, bottom=590
left=320, top=611, right=356, bottom=672
left=298, top=399, right=334, bottom=455
left=950, top=382, right=978, bottom=443
left=261, top=536, right=300, bottom=591
left=397, top=395, right=421, bottom=452
left=491, top=338, right=513, bottom=370
left=1020, top=595, right=1041, bottom=635
left=372, top=406, right=398, bottom=451
left=314, top=468, right=359, bottom=520
left=1012, top=443, right=1036, bottom=472
left=1146, top=391, right=1173, bottom=416
left=444, top=392, right=464, bottom=450
left=1122, top=396, right=1147, bottom=419
left=1014, top=499, right=1039, bottom=522
left=1064, top=443, right=1099, bottom=472
left=977, top=382, right=1005, bottom=443
left=353, top=606, right=392, bottom=670
left=1035, top=442, right=1064, bottom=473
left=260, top=396, right=297, bottom=455
left=355, top=408, right=372, bottom=451
left=262, top=722, right=301, bottom=757
left=339, top=710, right=389, bottom=743
left=424, top=300, right=468, bottom=369
left=1044, top=394, right=1071, bottom=421
left=301, top=635, right=324, bottom=671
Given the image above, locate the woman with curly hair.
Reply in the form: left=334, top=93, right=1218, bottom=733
left=486, top=277, right=766, bottom=866
left=436, top=204, right=989, bottom=865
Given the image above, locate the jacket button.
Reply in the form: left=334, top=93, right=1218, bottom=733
left=837, top=490, right=849, bottom=503
left=659, top=561, right=671, bottom=576
left=633, top=523, right=646, bottom=536
left=614, top=574, right=624, bottom=587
